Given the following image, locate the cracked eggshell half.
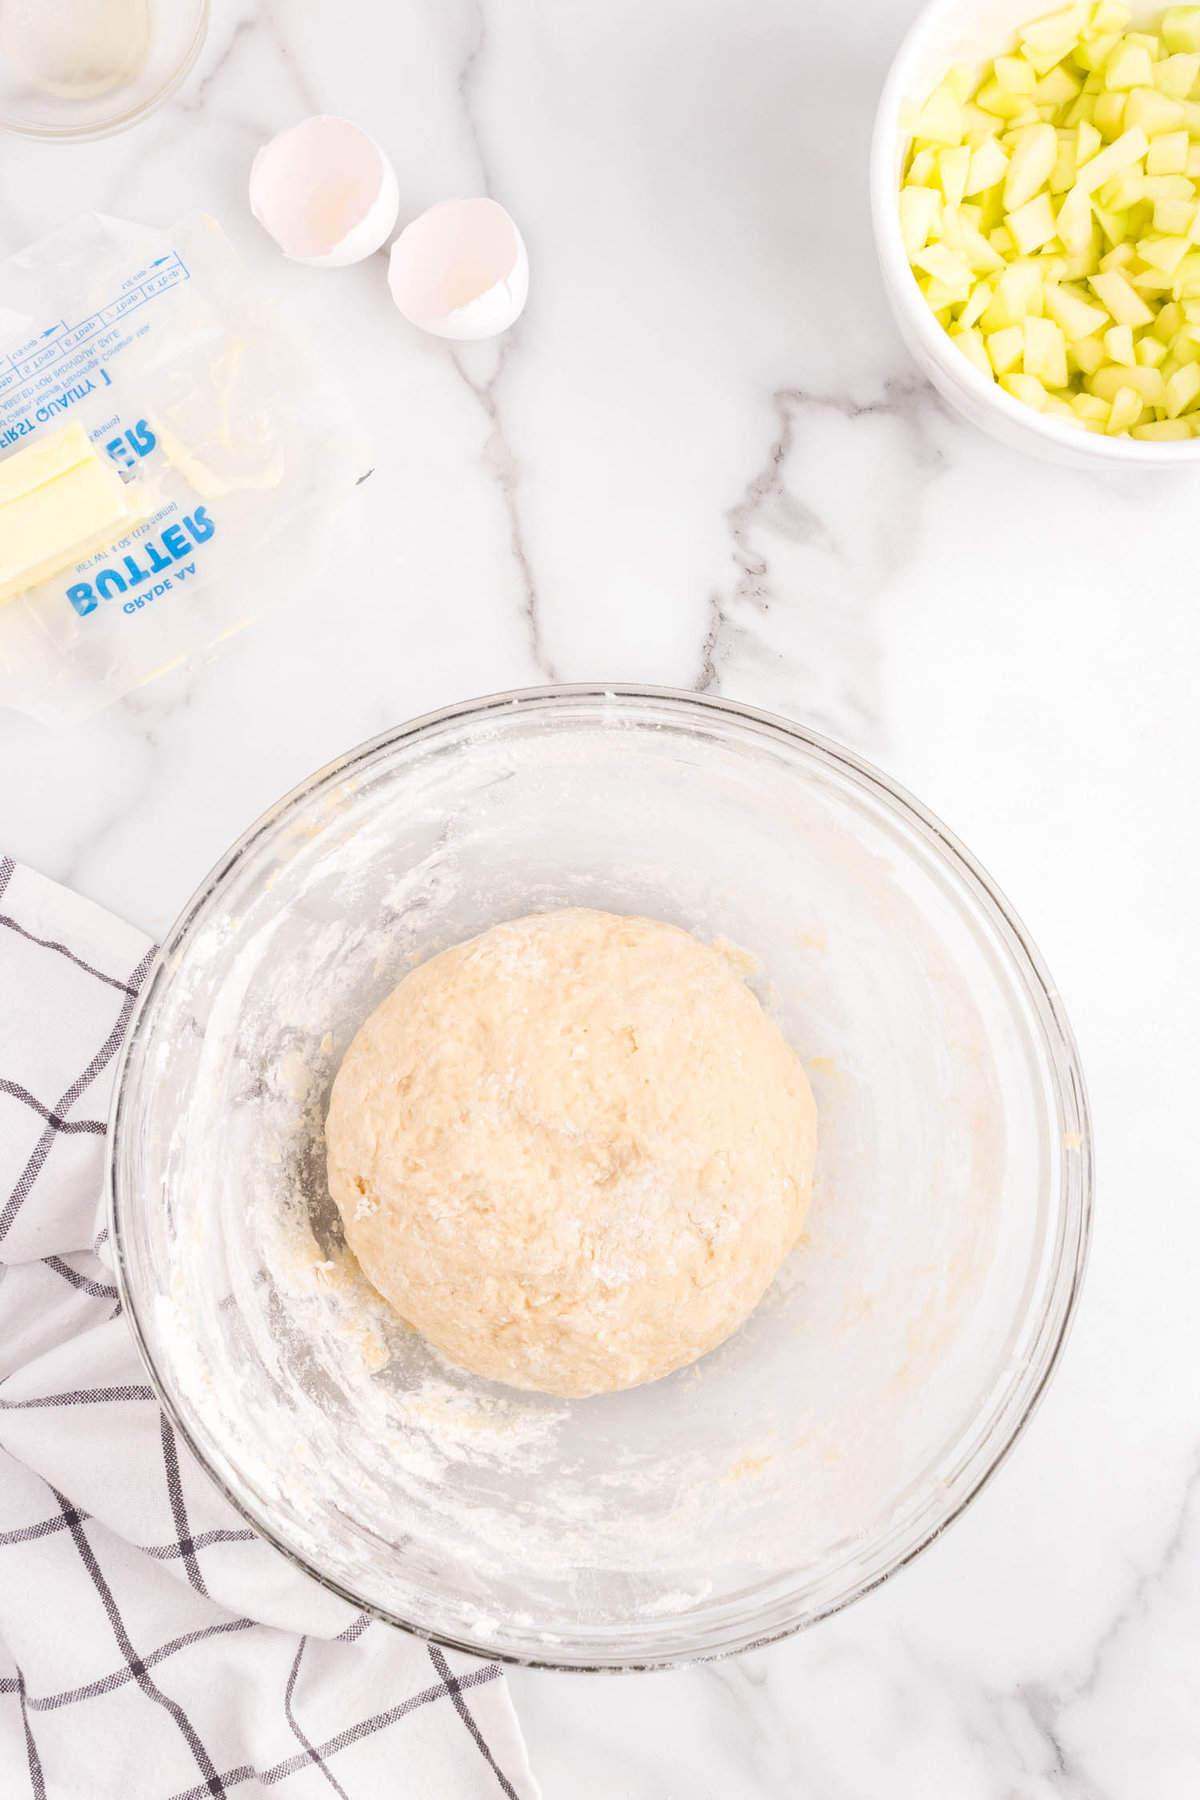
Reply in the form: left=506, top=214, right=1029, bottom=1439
left=388, top=198, right=528, bottom=340
left=250, top=116, right=400, bottom=268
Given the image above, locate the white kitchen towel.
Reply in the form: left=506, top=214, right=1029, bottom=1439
left=0, top=854, right=540, bottom=1800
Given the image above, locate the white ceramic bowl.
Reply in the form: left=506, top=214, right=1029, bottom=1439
left=871, top=0, right=1200, bottom=467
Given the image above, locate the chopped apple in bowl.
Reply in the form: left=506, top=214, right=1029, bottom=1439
left=901, top=3, right=1200, bottom=436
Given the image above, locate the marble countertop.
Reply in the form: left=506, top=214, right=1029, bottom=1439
left=2, top=1, right=1198, bottom=1794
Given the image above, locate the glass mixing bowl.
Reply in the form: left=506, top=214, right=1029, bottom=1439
left=0, top=0, right=208, bottom=141
left=109, top=686, right=1091, bottom=1669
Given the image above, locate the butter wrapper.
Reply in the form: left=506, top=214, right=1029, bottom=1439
left=0, top=212, right=360, bottom=724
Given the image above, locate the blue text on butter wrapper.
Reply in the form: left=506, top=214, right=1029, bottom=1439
left=67, top=508, right=216, bottom=616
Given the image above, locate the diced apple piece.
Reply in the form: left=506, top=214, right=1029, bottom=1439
left=1099, top=240, right=1136, bottom=269
left=990, top=224, right=1017, bottom=255
left=914, top=84, right=965, bottom=144
left=1000, top=371, right=1050, bottom=405
left=1142, top=173, right=1194, bottom=198
left=1166, top=359, right=1200, bottom=410
left=928, top=276, right=974, bottom=307
left=1024, top=313, right=1070, bottom=383
left=1071, top=391, right=1111, bottom=422
left=1093, top=91, right=1127, bottom=136
left=1105, top=383, right=1144, bottom=429
left=1091, top=198, right=1130, bottom=246
left=951, top=326, right=995, bottom=376
left=1063, top=217, right=1103, bottom=268
left=944, top=61, right=977, bottom=103
left=1076, top=31, right=1123, bottom=72
left=1036, top=65, right=1083, bottom=104
left=977, top=78, right=1035, bottom=119
left=987, top=324, right=1026, bottom=372
left=1097, top=168, right=1145, bottom=208
left=1105, top=41, right=1155, bottom=89
left=1072, top=124, right=1149, bottom=194
left=1147, top=130, right=1190, bottom=172
left=1092, top=1, right=1133, bottom=32
left=961, top=280, right=994, bottom=327
left=976, top=186, right=1007, bottom=232
left=908, top=148, right=939, bottom=185
left=1135, top=332, right=1169, bottom=365
left=1162, top=8, right=1200, bottom=56
left=1144, top=173, right=1194, bottom=198
left=984, top=258, right=1047, bottom=325
left=958, top=220, right=1008, bottom=272
left=1020, top=3, right=1089, bottom=64
left=1124, top=86, right=1184, bottom=134
left=1027, top=43, right=1077, bottom=78
left=1154, top=52, right=1200, bottom=96
left=1070, top=331, right=1107, bottom=371
left=1050, top=133, right=1079, bottom=191
left=1129, top=266, right=1175, bottom=291
left=900, top=186, right=942, bottom=254
left=1044, top=279, right=1110, bottom=336
left=1104, top=321, right=1136, bottom=361
left=1008, top=191, right=1060, bottom=250
left=970, top=106, right=1014, bottom=137
left=1154, top=299, right=1185, bottom=339
left=1133, top=416, right=1194, bottom=434
left=912, top=242, right=972, bottom=286
left=1089, top=360, right=1167, bottom=401
left=1153, top=194, right=1197, bottom=231
left=1056, top=191, right=1094, bottom=254
left=1064, top=242, right=1103, bottom=278
left=939, top=145, right=972, bottom=206
left=1137, top=231, right=1192, bottom=273
left=1076, top=119, right=1103, bottom=163
left=1005, top=122, right=1059, bottom=206
left=1088, top=266, right=1156, bottom=321
left=965, top=138, right=1010, bottom=195
left=996, top=54, right=1037, bottom=93
left=1174, top=250, right=1200, bottom=293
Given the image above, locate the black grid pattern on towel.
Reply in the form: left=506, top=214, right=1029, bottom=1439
left=0, top=853, right=522, bottom=1799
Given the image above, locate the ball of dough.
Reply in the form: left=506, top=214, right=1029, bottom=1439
left=326, top=909, right=816, bottom=1398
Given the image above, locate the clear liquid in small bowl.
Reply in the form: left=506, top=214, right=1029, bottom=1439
left=0, top=0, right=205, bottom=138
left=1, top=0, right=148, bottom=99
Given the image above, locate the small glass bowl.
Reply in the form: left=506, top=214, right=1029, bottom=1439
left=109, top=686, right=1092, bottom=1669
left=0, top=0, right=208, bottom=141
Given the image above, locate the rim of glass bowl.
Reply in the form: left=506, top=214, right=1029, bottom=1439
left=0, top=0, right=210, bottom=142
left=108, top=684, right=1093, bottom=1672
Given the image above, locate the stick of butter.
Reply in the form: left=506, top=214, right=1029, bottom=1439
left=0, top=421, right=145, bottom=606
